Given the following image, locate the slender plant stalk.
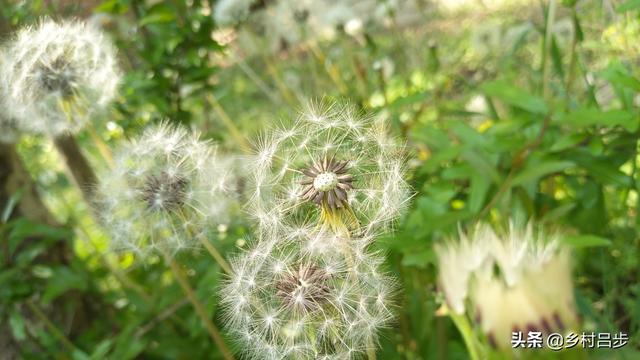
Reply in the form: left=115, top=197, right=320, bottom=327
left=367, top=342, right=377, bottom=360
left=161, top=249, right=234, bottom=360
left=86, top=123, right=115, bottom=168
left=449, top=309, right=481, bottom=360
left=206, top=94, right=251, bottom=153
left=53, top=134, right=98, bottom=205
left=308, top=42, right=349, bottom=95
left=76, top=221, right=151, bottom=301
left=196, top=236, right=232, bottom=274
left=264, top=58, right=299, bottom=105
left=25, top=300, right=78, bottom=354
left=541, top=0, right=557, bottom=101
left=234, top=55, right=282, bottom=106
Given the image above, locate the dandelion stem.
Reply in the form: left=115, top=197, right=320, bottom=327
left=308, top=42, right=349, bottom=95
left=197, top=235, right=232, bottom=274
left=86, top=123, right=114, bottom=168
left=206, top=94, right=251, bottom=153
left=53, top=134, right=98, bottom=205
left=25, top=299, right=79, bottom=354
left=264, top=58, right=298, bottom=105
left=366, top=341, right=377, bottom=360
left=162, top=249, right=234, bottom=360
left=76, top=220, right=151, bottom=301
left=234, top=55, right=281, bottom=105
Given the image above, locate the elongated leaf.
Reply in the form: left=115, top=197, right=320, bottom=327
left=481, top=81, right=548, bottom=114
left=555, top=109, right=639, bottom=132
left=511, top=160, right=574, bottom=187
left=599, top=62, right=640, bottom=91
left=562, top=235, right=611, bottom=248
left=617, top=0, right=640, bottom=12
left=468, top=174, right=491, bottom=213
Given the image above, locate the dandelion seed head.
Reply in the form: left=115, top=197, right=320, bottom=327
left=249, top=101, right=411, bottom=235
left=96, top=123, right=240, bottom=256
left=221, top=229, right=395, bottom=359
left=0, top=19, right=120, bottom=137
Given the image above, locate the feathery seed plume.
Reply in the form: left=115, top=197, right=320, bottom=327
left=0, top=19, right=120, bottom=137
left=220, top=228, right=395, bottom=359
left=250, top=101, right=410, bottom=236
left=97, top=123, right=240, bottom=256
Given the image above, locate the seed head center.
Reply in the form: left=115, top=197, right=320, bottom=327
left=313, top=172, right=338, bottom=192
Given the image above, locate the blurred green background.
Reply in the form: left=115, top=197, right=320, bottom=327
left=1, top=0, right=640, bottom=359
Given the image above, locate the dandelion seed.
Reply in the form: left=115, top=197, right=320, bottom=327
left=435, top=222, right=579, bottom=350
left=96, top=123, right=240, bottom=256
left=249, top=101, right=410, bottom=236
left=0, top=19, right=120, bottom=137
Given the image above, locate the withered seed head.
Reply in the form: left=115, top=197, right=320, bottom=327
left=300, top=156, right=353, bottom=210
left=140, top=171, right=189, bottom=211
left=275, top=263, right=331, bottom=312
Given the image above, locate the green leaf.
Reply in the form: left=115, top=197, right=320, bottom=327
left=90, top=340, right=113, bottom=360
left=42, top=267, right=88, bottom=304
left=555, top=109, right=639, bottom=132
left=9, top=310, right=27, bottom=341
left=599, top=62, right=640, bottom=91
left=401, top=248, right=434, bottom=268
left=461, top=150, right=501, bottom=184
left=617, top=0, right=640, bottom=12
left=2, top=188, right=23, bottom=223
left=511, top=160, right=575, bottom=186
left=481, top=80, right=548, bottom=115
left=468, top=174, right=490, bottom=213
left=550, top=133, right=587, bottom=152
left=139, top=10, right=176, bottom=26
left=570, top=151, right=633, bottom=187
left=562, top=235, right=612, bottom=248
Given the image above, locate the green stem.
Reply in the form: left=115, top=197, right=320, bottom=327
left=161, top=249, right=234, bottom=360
left=25, top=300, right=79, bottom=355
left=196, top=235, right=232, bottom=274
left=449, top=310, right=481, bottom=360
left=541, top=0, right=557, bottom=101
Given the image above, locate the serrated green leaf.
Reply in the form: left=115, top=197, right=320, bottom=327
left=562, top=235, right=611, bottom=248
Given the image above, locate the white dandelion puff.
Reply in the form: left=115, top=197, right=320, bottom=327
left=249, top=100, right=411, bottom=236
left=213, top=0, right=256, bottom=27
left=220, top=228, right=395, bottom=359
left=96, top=123, right=241, bottom=256
left=435, top=222, right=579, bottom=350
left=0, top=19, right=120, bottom=137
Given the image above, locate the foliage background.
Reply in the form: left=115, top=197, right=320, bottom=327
left=1, top=0, right=640, bottom=359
